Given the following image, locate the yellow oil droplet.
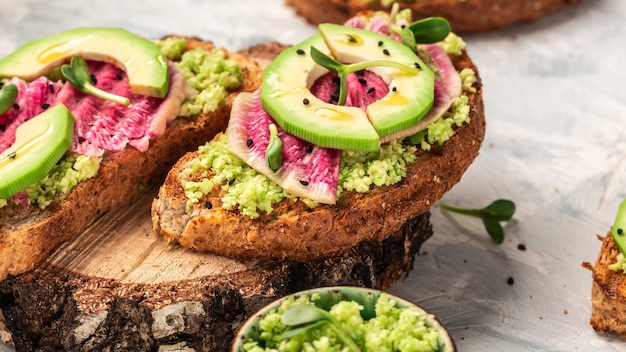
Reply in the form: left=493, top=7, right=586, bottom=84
left=331, top=34, right=363, bottom=46
left=36, top=36, right=93, bottom=64
left=269, top=87, right=308, bottom=98
left=314, top=107, right=354, bottom=121
left=0, top=118, right=51, bottom=167
left=378, top=94, right=409, bottom=106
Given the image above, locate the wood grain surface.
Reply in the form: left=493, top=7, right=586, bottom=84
left=46, top=186, right=253, bottom=284
left=0, top=184, right=430, bottom=351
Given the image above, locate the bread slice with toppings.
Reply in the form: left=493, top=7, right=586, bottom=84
left=0, top=37, right=264, bottom=280
left=285, top=0, right=581, bottom=33
left=151, top=18, right=486, bottom=261
left=585, top=233, right=626, bottom=338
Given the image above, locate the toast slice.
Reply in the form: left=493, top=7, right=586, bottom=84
left=285, top=0, right=581, bottom=33
left=585, top=233, right=626, bottom=338
left=0, top=37, right=264, bottom=280
left=151, top=29, right=486, bottom=261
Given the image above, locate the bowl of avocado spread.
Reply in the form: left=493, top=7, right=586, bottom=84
left=233, top=286, right=454, bottom=352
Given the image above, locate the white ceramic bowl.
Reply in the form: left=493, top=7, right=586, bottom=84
left=233, top=286, right=455, bottom=352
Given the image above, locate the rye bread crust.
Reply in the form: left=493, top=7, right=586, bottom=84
left=585, top=233, right=626, bottom=338
left=0, top=38, right=264, bottom=280
left=285, top=0, right=581, bottom=33
left=151, top=44, right=486, bottom=261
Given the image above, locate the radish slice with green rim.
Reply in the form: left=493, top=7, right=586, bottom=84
left=227, top=90, right=341, bottom=205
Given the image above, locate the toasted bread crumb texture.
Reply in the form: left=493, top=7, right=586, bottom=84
left=0, top=37, right=264, bottom=279
left=151, top=45, right=485, bottom=261
left=589, top=234, right=626, bottom=338
left=285, top=0, right=581, bottom=33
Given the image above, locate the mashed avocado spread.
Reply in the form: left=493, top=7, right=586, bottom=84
left=369, top=0, right=466, bottom=6
left=0, top=37, right=242, bottom=209
left=609, top=253, right=626, bottom=272
left=242, top=292, right=442, bottom=352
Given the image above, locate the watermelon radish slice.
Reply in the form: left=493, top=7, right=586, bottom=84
left=380, top=43, right=461, bottom=143
left=227, top=90, right=342, bottom=205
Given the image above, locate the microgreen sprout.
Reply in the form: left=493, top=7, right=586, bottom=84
left=280, top=304, right=361, bottom=352
left=409, top=17, right=451, bottom=45
left=265, top=123, right=283, bottom=172
left=310, top=46, right=418, bottom=106
left=0, top=83, right=18, bottom=115
left=439, top=199, right=516, bottom=244
left=61, top=56, right=130, bottom=105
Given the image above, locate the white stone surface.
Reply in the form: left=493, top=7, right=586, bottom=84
left=0, top=0, right=624, bottom=350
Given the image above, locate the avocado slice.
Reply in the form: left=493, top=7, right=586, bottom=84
left=260, top=24, right=434, bottom=151
left=0, top=104, right=75, bottom=199
left=318, top=23, right=434, bottom=137
left=0, top=27, right=169, bottom=98
left=261, top=33, right=380, bottom=151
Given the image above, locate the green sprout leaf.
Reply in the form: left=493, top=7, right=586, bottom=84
left=265, top=123, right=284, bottom=172
left=400, top=26, right=417, bottom=51
left=409, top=17, right=451, bottom=44
left=0, top=84, right=18, bottom=115
left=310, top=46, right=417, bottom=106
left=440, top=199, right=516, bottom=244
left=61, top=56, right=130, bottom=105
left=279, top=304, right=361, bottom=352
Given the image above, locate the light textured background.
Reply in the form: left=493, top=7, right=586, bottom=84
left=0, top=0, right=624, bottom=350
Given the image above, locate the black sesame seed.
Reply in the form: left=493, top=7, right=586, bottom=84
left=41, top=103, right=50, bottom=109
left=246, top=138, right=253, bottom=147
left=517, top=244, right=527, bottom=251
left=8, top=152, right=16, bottom=159
left=228, top=178, right=236, bottom=185
left=401, top=24, right=406, bottom=29
left=305, top=145, right=313, bottom=153
left=49, top=84, right=55, bottom=93
left=90, top=74, right=97, bottom=85
left=296, top=49, right=305, bottom=55
left=205, top=201, right=213, bottom=209
left=382, top=49, right=390, bottom=56
left=619, top=229, right=624, bottom=235
left=115, top=73, right=123, bottom=80
left=0, top=125, right=5, bottom=131
left=377, top=40, right=383, bottom=47
left=367, top=87, right=375, bottom=94
left=12, top=103, right=19, bottom=110
left=300, top=180, right=309, bottom=186
left=303, top=98, right=310, bottom=105
left=392, top=87, right=397, bottom=92
left=507, top=277, right=515, bottom=285
left=358, top=78, right=367, bottom=85
left=413, top=62, right=421, bottom=69
left=347, top=35, right=357, bottom=43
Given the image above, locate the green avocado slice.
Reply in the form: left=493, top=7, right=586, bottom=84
left=319, top=23, right=434, bottom=138
left=260, top=24, right=434, bottom=151
left=0, top=104, right=75, bottom=199
left=0, top=27, right=169, bottom=98
left=261, top=33, right=380, bottom=152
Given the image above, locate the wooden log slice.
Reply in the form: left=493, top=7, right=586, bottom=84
left=0, top=186, right=432, bottom=352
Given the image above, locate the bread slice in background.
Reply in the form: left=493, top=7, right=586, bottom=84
left=151, top=42, right=486, bottom=261
left=0, top=38, right=264, bottom=280
left=585, top=234, right=626, bottom=338
left=285, top=0, right=581, bottom=32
